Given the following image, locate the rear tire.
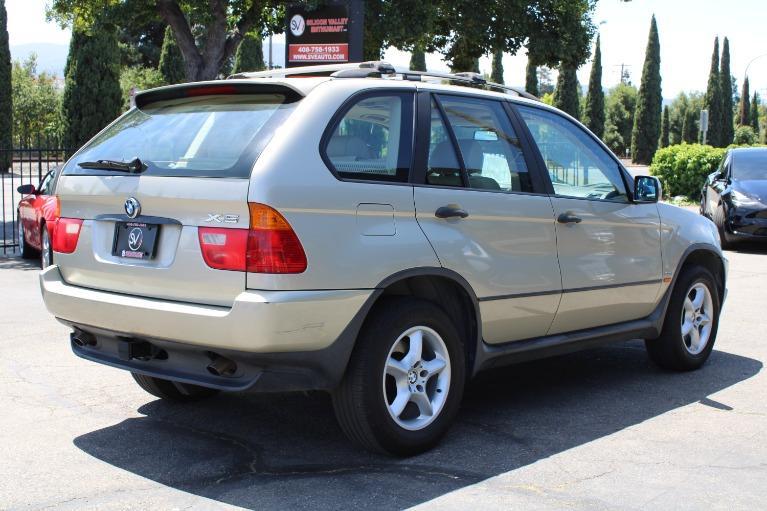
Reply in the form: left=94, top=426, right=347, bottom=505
left=131, top=373, right=219, bottom=402
left=332, top=297, right=466, bottom=456
left=18, top=219, right=36, bottom=259
left=645, top=265, right=720, bottom=371
left=40, top=225, right=53, bottom=268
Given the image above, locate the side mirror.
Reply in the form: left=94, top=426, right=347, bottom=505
left=17, top=184, right=36, bottom=195
left=634, top=176, right=660, bottom=203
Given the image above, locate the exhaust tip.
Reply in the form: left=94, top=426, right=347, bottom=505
left=71, top=330, right=96, bottom=347
left=206, top=353, right=237, bottom=377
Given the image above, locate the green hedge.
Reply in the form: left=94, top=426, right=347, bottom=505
left=649, top=144, right=726, bottom=199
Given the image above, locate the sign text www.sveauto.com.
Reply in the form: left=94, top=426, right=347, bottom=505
left=286, top=4, right=350, bottom=66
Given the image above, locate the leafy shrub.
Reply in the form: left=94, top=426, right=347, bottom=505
left=649, top=144, right=726, bottom=199
left=733, top=125, right=757, bottom=145
left=119, top=66, right=166, bottom=110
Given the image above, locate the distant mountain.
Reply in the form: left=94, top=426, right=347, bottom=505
left=9, top=41, right=285, bottom=76
left=10, top=43, right=68, bottom=77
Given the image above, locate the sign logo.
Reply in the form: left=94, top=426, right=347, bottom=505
left=290, top=14, right=305, bottom=37
left=124, top=197, right=141, bottom=219
left=127, top=227, right=143, bottom=251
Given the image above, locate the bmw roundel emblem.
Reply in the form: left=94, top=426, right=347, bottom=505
left=124, top=197, right=141, bottom=219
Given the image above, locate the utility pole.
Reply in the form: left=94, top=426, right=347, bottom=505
left=268, top=34, right=273, bottom=69
left=614, top=63, right=631, bottom=84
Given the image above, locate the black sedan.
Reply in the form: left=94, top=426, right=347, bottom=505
left=701, top=147, right=767, bottom=248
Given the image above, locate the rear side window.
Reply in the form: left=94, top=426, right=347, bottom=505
left=63, top=94, right=298, bottom=178
left=324, top=92, right=414, bottom=182
left=430, top=95, right=533, bottom=193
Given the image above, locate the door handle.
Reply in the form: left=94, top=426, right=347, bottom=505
left=435, top=205, right=469, bottom=219
left=557, top=211, right=582, bottom=224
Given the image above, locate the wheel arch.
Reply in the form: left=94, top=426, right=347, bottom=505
left=369, top=267, right=483, bottom=376
left=678, top=245, right=726, bottom=305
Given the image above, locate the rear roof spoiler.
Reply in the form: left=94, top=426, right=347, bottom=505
left=134, top=81, right=304, bottom=109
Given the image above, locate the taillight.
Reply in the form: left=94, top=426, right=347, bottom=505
left=198, top=227, right=248, bottom=271
left=52, top=218, right=83, bottom=253
left=246, top=203, right=307, bottom=273
left=197, top=203, right=307, bottom=273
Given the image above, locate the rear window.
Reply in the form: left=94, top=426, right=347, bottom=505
left=62, top=94, right=299, bottom=178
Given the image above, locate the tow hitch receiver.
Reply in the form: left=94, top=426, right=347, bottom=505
left=117, top=339, right=166, bottom=361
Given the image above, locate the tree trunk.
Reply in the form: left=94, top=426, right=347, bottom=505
left=155, top=0, right=250, bottom=82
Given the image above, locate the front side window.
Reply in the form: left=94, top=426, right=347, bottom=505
left=517, top=105, right=628, bottom=202
left=437, top=95, right=533, bottom=193
left=325, top=93, right=413, bottom=182
left=38, top=172, right=54, bottom=195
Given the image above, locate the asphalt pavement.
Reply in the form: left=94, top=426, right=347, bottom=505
left=1, top=242, right=765, bottom=510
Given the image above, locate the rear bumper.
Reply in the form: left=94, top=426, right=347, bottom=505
left=40, top=265, right=375, bottom=391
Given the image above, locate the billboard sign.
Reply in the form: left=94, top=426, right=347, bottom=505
left=286, top=4, right=351, bottom=66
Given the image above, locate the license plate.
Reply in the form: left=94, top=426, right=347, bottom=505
left=112, top=222, right=159, bottom=260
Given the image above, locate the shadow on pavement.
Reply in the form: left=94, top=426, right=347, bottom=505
left=0, top=255, right=40, bottom=271
left=74, top=341, right=762, bottom=510
left=726, top=242, right=767, bottom=255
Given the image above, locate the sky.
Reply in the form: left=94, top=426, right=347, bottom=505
left=6, top=0, right=767, bottom=99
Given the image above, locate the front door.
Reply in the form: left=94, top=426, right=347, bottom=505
left=413, top=93, right=561, bottom=344
left=514, top=105, right=662, bottom=334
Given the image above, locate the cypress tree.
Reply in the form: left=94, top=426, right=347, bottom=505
left=0, top=0, right=11, bottom=172
left=553, top=66, right=580, bottom=119
left=751, top=92, right=760, bottom=135
left=491, top=49, right=504, bottom=84
left=159, top=26, right=185, bottom=84
left=525, top=57, right=538, bottom=96
left=703, top=37, right=723, bottom=146
left=719, top=37, right=734, bottom=145
left=683, top=107, right=698, bottom=144
left=739, top=76, right=751, bottom=126
left=659, top=105, right=670, bottom=148
left=232, top=32, right=265, bottom=74
left=61, top=21, right=122, bottom=152
left=631, top=16, right=662, bottom=164
left=410, top=45, right=426, bottom=71
left=584, top=34, right=605, bottom=138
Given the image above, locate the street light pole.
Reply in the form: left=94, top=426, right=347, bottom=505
left=744, top=53, right=767, bottom=80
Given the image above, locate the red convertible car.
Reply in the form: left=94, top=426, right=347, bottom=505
left=17, top=167, right=59, bottom=268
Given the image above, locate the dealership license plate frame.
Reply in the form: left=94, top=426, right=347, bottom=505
left=112, top=221, right=159, bottom=260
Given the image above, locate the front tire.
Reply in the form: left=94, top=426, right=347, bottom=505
left=712, top=204, right=736, bottom=250
left=131, top=373, right=219, bottom=402
left=645, top=265, right=720, bottom=371
left=332, top=297, right=466, bottom=456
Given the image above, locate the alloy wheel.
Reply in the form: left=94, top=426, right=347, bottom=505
left=382, top=326, right=451, bottom=431
left=680, top=282, right=714, bottom=355
left=18, top=222, right=24, bottom=254
left=41, top=228, right=52, bottom=268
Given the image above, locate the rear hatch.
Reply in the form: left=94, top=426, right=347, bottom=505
left=54, top=83, right=301, bottom=306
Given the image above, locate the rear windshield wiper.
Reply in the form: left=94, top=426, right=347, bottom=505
left=77, top=157, right=148, bottom=173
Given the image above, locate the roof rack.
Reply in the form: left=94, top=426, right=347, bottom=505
left=229, top=61, right=539, bottom=101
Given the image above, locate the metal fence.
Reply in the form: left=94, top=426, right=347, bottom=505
left=1, top=139, right=72, bottom=255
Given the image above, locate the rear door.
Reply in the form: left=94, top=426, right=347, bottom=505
left=513, top=104, right=662, bottom=334
left=413, top=92, right=561, bottom=344
left=55, top=87, right=300, bottom=307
